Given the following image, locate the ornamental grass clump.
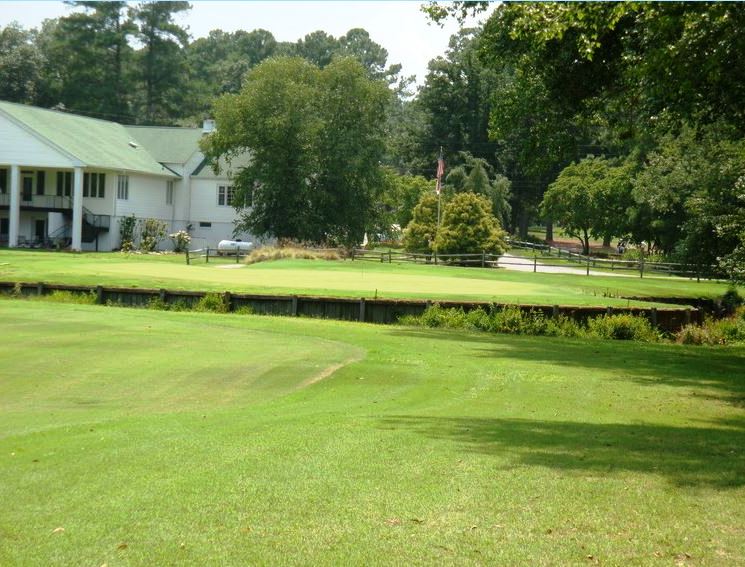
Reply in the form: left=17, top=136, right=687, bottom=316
left=244, top=246, right=341, bottom=265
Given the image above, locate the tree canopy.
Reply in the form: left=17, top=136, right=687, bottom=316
left=202, top=56, right=391, bottom=246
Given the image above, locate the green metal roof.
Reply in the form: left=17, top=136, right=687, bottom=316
left=0, top=101, right=176, bottom=177
left=125, top=126, right=204, bottom=165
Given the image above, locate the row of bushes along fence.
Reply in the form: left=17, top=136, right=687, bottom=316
left=0, top=281, right=701, bottom=332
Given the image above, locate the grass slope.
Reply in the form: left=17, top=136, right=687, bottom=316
left=1, top=300, right=744, bottom=565
left=0, top=250, right=736, bottom=307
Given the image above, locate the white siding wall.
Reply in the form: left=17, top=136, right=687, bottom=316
left=187, top=177, right=253, bottom=248
left=109, top=173, right=178, bottom=250
left=0, top=115, right=76, bottom=168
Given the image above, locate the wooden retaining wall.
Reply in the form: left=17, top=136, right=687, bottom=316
left=0, top=281, right=702, bottom=332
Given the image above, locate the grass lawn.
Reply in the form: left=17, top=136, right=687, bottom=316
left=1, top=300, right=744, bottom=564
left=0, top=249, right=736, bottom=307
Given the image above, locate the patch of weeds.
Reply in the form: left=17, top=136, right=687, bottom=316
left=586, top=313, right=660, bottom=342
left=41, top=290, right=97, bottom=305
left=403, top=304, right=663, bottom=343
left=194, top=292, right=229, bottom=313
left=148, top=296, right=170, bottom=311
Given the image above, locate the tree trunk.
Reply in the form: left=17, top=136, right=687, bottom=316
left=545, top=220, right=553, bottom=242
left=518, top=209, right=529, bottom=240
left=603, top=235, right=612, bottom=248
left=583, top=228, right=590, bottom=255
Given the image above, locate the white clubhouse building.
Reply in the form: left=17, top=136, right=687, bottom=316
left=0, top=100, right=251, bottom=251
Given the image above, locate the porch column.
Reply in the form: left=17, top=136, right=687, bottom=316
left=71, top=167, right=83, bottom=251
left=8, top=165, right=20, bottom=247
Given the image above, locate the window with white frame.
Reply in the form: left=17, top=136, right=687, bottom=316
left=166, top=180, right=174, bottom=205
left=83, top=172, right=106, bottom=198
left=117, top=175, right=129, bottom=200
left=217, top=185, right=235, bottom=207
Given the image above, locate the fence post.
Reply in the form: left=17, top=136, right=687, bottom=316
left=696, top=264, right=700, bottom=283
left=236, top=251, right=240, bottom=264
left=37, top=282, right=44, bottom=297
left=359, top=298, right=366, bottom=322
left=552, top=305, right=559, bottom=318
left=95, top=285, right=104, bottom=304
left=650, top=307, right=658, bottom=327
left=291, top=295, right=298, bottom=316
left=223, top=291, right=233, bottom=312
left=533, top=254, right=537, bottom=273
left=159, top=288, right=167, bottom=303
left=685, top=308, right=691, bottom=325
left=586, top=256, right=590, bottom=276
left=639, top=256, right=644, bottom=278
left=389, top=251, right=392, bottom=264
left=482, top=250, right=485, bottom=268
left=606, top=306, right=613, bottom=315
left=185, top=248, right=190, bottom=265
left=206, top=248, right=210, bottom=263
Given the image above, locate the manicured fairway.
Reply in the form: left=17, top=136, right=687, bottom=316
left=0, top=250, right=736, bottom=306
left=1, top=300, right=744, bottom=565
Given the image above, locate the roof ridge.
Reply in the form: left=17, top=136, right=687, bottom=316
left=0, top=99, right=124, bottom=127
left=125, top=125, right=202, bottom=130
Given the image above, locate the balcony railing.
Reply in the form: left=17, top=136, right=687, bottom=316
left=0, top=193, right=72, bottom=210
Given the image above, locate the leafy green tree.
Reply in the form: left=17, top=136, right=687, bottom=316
left=377, top=168, right=432, bottom=235
left=417, top=28, right=497, bottom=168
left=185, top=29, right=278, bottom=116
left=0, top=23, right=43, bottom=104
left=312, top=57, right=391, bottom=244
left=203, top=56, right=390, bottom=246
left=541, top=156, right=632, bottom=255
left=403, top=193, right=439, bottom=254
left=632, top=126, right=745, bottom=268
left=435, top=192, right=507, bottom=256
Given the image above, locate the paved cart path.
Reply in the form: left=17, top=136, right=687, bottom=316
left=497, top=253, right=634, bottom=277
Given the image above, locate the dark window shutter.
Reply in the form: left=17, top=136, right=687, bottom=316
left=99, top=174, right=105, bottom=198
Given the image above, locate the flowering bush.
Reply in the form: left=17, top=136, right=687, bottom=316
left=169, top=230, right=192, bottom=253
left=139, top=218, right=168, bottom=252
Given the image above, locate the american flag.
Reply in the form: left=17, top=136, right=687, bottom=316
left=435, top=149, right=445, bottom=195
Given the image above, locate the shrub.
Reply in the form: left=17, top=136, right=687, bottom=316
left=676, top=324, right=725, bottom=346
left=119, top=214, right=137, bottom=252
left=676, top=310, right=745, bottom=345
left=586, top=313, right=660, bottom=342
left=148, top=296, right=170, bottom=311
left=139, top=218, right=168, bottom=252
left=434, top=193, right=507, bottom=258
left=401, top=304, right=660, bottom=342
left=169, top=230, right=192, bottom=253
left=194, top=292, right=229, bottom=313
left=721, top=287, right=743, bottom=314
left=402, top=193, right=438, bottom=254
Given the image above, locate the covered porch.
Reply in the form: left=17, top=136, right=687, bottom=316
left=0, top=165, right=109, bottom=250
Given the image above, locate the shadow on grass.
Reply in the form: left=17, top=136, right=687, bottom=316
left=380, top=415, right=745, bottom=488
left=389, top=328, right=745, bottom=408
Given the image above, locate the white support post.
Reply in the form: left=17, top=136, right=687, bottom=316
left=8, top=165, right=20, bottom=247
left=71, top=167, right=83, bottom=251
